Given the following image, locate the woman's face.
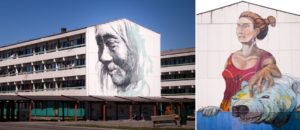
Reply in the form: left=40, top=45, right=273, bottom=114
left=236, top=17, right=258, bottom=44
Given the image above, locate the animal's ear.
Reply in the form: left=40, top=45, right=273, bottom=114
left=272, top=112, right=292, bottom=128
left=291, top=81, right=300, bottom=94
left=241, top=81, right=248, bottom=89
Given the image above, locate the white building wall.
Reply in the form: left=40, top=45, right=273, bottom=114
left=196, top=2, right=300, bottom=109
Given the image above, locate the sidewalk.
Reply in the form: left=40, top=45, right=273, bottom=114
left=32, top=120, right=195, bottom=129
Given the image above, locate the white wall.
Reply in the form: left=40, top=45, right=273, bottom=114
left=196, top=2, right=300, bottom=109
left=86, top=19, right=161, bottom=96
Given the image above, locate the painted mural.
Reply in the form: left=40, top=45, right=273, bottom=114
left=86, top=19, right=161, bottom=96
left=198, top=10, right=300, bottom=129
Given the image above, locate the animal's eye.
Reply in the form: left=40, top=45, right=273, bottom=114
left=261, top=95, right=269, bottom=99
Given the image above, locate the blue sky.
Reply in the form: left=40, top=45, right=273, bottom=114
left=0, top=0, right=195, bottom=51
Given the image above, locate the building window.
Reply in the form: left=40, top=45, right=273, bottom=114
left=161, top=86, right=195, bottom=95
left=46, top=63, right=56, bottom=71
left=35, top=46, right=45, bottom=54
left=76, top=58, right=85, bottom=66
left=35, top=64, right=44, bottom=73
left=0, top=85, right=16, bottom=92
left=161, top=55, right=195, bottom=67
left=62, top=79, right=85, bottom=88
left=161, top=71, right=195, bottom=81
left=23, top=66, right=33, bottom=73
left=19, top=48, right=33, bottom=57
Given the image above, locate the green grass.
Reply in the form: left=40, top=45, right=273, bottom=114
left=67, top=124, right=194, bottom=130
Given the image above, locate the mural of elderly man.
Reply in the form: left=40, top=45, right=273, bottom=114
left=95, top=19, right=152, bottom=96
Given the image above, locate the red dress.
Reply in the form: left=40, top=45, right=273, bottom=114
left=221, top=51, right=272, bottom=111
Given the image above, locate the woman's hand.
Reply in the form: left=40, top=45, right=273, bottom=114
left=198, top=106, right=222, bottom=116
left=248, top=63, right=281, bottom=97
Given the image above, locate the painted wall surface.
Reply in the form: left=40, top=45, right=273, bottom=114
left=86, top=19, right=161, bottom=96
left=196, top=2, right=300, bottom=129
left=197, top=112, right=300, bottom=130
left=196, top=2, right=300, bottom=109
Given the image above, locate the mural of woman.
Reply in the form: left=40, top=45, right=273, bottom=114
left=200, top=11, right=282, bottom=116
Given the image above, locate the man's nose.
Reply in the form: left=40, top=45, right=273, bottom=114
left=100, top=45, right=113, bottom=62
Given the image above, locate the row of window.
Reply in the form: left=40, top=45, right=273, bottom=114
left=161, top=55, right=195, bottom=67
left=161, top=71, right=195, bottom=81
left=0, top=79, right=85, bottom=93
left=0, top=34, right=85, bottom=61
left=0, top=57, right=85, bottom=77
left=161, top=87, right=195, bottom=95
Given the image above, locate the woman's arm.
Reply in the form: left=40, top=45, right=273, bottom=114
left=248, top=56, right=281, bottom=97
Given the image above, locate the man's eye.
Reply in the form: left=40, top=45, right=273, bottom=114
left=106, top=38, right=120, bottom=44
left=108, top=43, right=117, bottom=48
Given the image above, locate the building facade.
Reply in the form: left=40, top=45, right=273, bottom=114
left=197, top=1, right=300, bottom=129
left=0, top=19, right=161, bottom=96
left=196, top=1, right=300, bottom=110
left=0, top=19, right=194, bottom=121
left=161, top=48, right=195, bottom=98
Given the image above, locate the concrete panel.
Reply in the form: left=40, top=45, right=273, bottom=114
left=196, top=78, right=225, bottom=108
left=199, top=12, right=211, bottom=24
left=161, top=80, right=195, bottom=87
left=212, top=9, right=225, bottom=23
left=161, top=65, right=195, bottom=73
left=292, top=51, right=300, bottom=77
left=196, top=24, right=208, bottom=51
left=196, top=51, right=207, bottom=79
left=236, top=2, right=249, bottom=17
left=278, top=24, right=292, bottom=50
left=207, top=51, right=221, bottom=78
left=277, top=11, right=300, bottom=23
left=278, top=51, right=293, bottom=74
left=207, top=25, right=220, bottom=51
left=291, top=24, right=300, bottom=50
left=268, top=25, right=280, bottom=51
left=223, top=4, right=239, bottom=23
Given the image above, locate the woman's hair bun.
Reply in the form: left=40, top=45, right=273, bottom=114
left=266, top=16, right=276, bottom=27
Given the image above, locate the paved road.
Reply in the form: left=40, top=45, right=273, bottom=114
left=0, top=122, right=121, bottom=130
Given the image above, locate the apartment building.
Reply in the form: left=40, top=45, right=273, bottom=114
left=0, top=19, right=194, bottom=121
left=161, top=48, right=195, bottom=98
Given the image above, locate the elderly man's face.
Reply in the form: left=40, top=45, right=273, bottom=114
left=97, top=27, right=133, bottom=87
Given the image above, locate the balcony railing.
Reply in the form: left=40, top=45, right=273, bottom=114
left=0, top=44, right=85, bottom=62
left=161, top=78, right=195, bottom=82
left=18, top=53, right=34, bottom=58
left=58, top=44, right=85, bottom=51
left=3, top=86, right=85, bottom=93
left=161, top=62, right=195, bottom=67
left=0, top=65, right=85, bottom=78
left=161, top=93, right=195, bottom=96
